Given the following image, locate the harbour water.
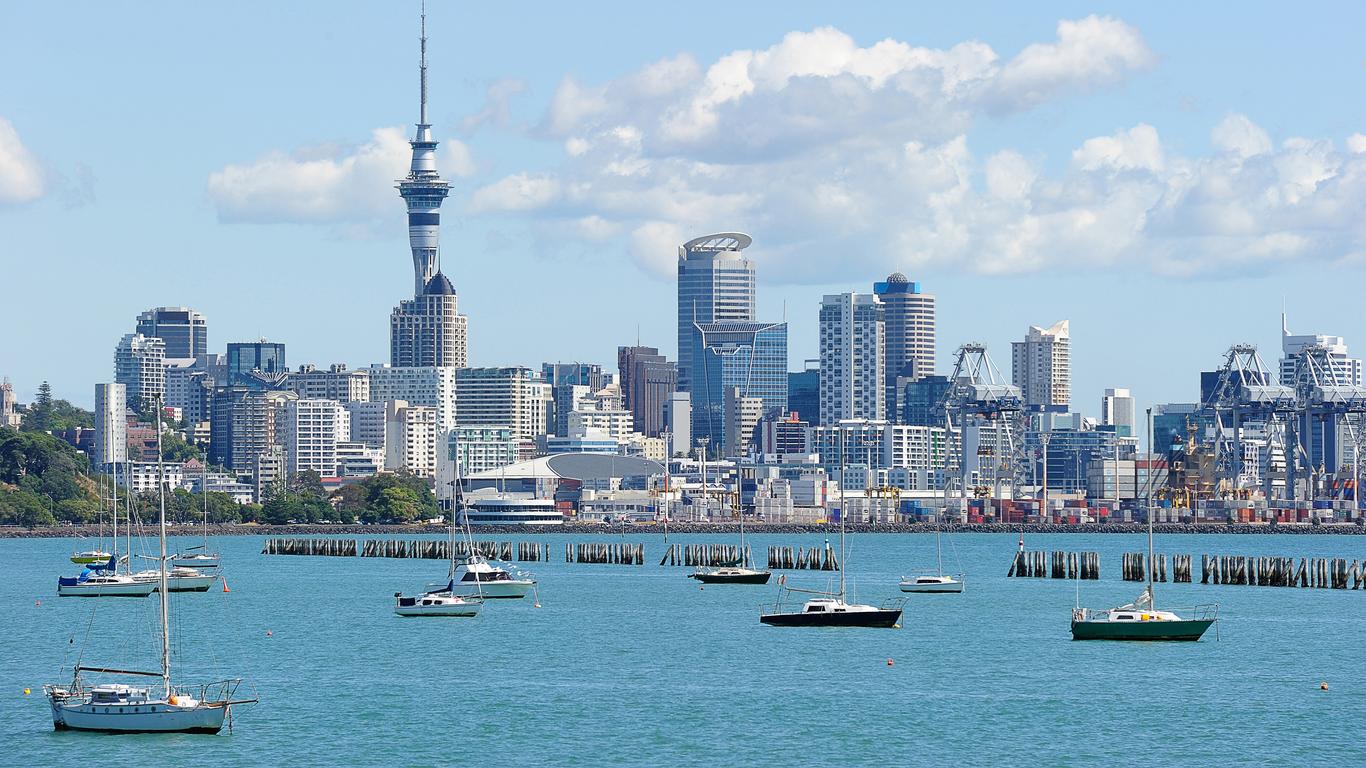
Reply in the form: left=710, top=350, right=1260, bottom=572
left=4, top=532, right=1364, bottom=766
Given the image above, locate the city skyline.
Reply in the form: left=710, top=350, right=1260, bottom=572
left=3, top=2, right=1366, bottom=420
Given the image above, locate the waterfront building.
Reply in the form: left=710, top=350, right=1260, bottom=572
left=114, top=333, right=165, bottom=412
left=1012, top=320, right=1070, bottom=412
left=292, top=363, right=371, bottom=403
left=445, top=425, right=518, bottom=476
left=253, top=447, right=286, bottom=503
left=566, top=408, right=634, bottom=442
left=688, top=321, right=788, bottom=452
left=277, top=399, right=349, bottom=477
left=1101, top=387, right=1137, bottom=437
left=226, top=341, right=286, bottom=387
left=135, top=306, right=208, bottom=360
left=819, top=292, right=885, bottom=424
left=336, top=441, right=385, bottom=478
left=384, top=400, right=438, bottom=477
left=542, top=430, right=621, bottom=455
left=677, top=233, right=756, bottom=395
left=367, top=365, right=458, bottom=432
left=873, top=274, right=936, bottom=418
left=618, top=346, right=676, bottom=437
left=93, top=383, right=127, bottom=466
left=787, top=364, right=820, bottom=425
left=756, top=410, right=809, bottom=456
left=455, top=367, right=551, bottom=441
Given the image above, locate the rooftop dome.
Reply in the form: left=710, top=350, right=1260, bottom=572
left=423, top=272, right=456, bottom=296
left=886, top=272, right=909, bottom=284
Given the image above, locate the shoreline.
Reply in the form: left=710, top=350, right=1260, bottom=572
left=3, top=521, right=1363, bottom=538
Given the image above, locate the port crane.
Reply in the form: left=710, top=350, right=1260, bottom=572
left=938, top=343, right=1025, bottom=506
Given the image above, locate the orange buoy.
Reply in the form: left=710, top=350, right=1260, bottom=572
left=221, top=578, right=230, bottom=593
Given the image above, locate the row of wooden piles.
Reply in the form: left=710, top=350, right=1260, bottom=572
left=1007, top=550, right=1101, bottom=579
left=655, top=543, right=755, bottom=567
left=766, top=544, right=840, bottom=571
left=261, top=538, right=356, bottom=556
left=1120, top=553, right=1188, bottom=583
left=1199, top=555, right=1365, bottom=589
left=260, top=538, right=548, bottom=561
left=566, top=542, right=644, bottom=565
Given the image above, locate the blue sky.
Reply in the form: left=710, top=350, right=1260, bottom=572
left=2, top=1, right=1365, bottom=424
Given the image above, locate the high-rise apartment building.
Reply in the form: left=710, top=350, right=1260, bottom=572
left=689, top=321, right=788, bottom=451
left=873, top=274, right=935, bottom=418
left=618, top=346, right=677, bottom=438
left=819, top=292, right=886, bottom=424
left=114, top=333, right=166, bottom=411
left=366, top=365, right=459, bottom=432
left=93, top=383, right=127, bottom=466
left=724, top=387, right=765, bottom=458
left=344, top=401, right=388, bottom=450
left=384, top=400, right=438, bottom=477
left=455, top=367, right=551, bottom=442
left=1101, top=388, right=1137, bottom=437
left=278, top=399, right=349, bottom=477
left=135, top=307, right=208, bottom=360
left=677, top=233, right=756, bottom=395
left=1012, top=320, right=1071, bottom=411
left=208, top=388, right=297, bottom=471
left=389, top=13, right=468, bottom=370
left=292, top=363, right=371, bottom=402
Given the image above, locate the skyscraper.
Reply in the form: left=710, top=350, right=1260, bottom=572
left=677, top=233, right=756, bottom=395
left=135, top=307, right=208, bottom=360
left=618, top=346, right=677, bottom=437
left=873, top=274, right=935, bottom=419
left=226, top=341, right=286, bottom=387
left=787, top=363, right=821, bottom=425
left=93, top=383, right=127, bottom=466
left=689, top=321, right=787, bottom=450
left=1012, top=320, right=1070, bottom=412
left=819, top=292, right=886, bottom=424
left=114, top=333, right=166, bottom=411
left=389, top=9, right=468, bottom=368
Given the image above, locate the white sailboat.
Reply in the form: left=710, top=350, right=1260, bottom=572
left=71, top=469, right=112, bottom=564
left=173, top=460, right=220, bottom=569
left=46, top=404, right=256, bottom=732
left=395, top=428, right=483, bottom=617
left=899, top=521, right=964, bottom=593
left=58, top=460, right=156, bottom=598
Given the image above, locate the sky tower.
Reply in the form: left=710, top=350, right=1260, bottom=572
left=397, top=4, right=451, bottom=296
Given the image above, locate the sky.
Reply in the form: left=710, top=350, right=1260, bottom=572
left=2, top=1, right=1365, bottom=424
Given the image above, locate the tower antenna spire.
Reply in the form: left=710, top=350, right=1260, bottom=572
left=419, top=0, right=429, bottom=126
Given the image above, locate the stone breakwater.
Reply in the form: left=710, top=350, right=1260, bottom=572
left=3, top=521, right=1363, bottom=538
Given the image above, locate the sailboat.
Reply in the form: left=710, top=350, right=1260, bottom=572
left=173, top=460, right=220, bottom=569
left=59, top=460, right=157, bottom=598
left=71, top=470, right=112, bottom=564
left=690, top=486, right=771, bottom=584
left=1071, top=415, right=1217, bottom=640
left=760, top=455, right=905, bottom=627
left=45, top=404, right=256, bottom=732
left=899, top=520, right=964, bottom=593
left=395, top=451, right=483, bottom=617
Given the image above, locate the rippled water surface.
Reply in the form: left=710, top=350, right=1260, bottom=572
left=4, top=531, right=1364, bottom=766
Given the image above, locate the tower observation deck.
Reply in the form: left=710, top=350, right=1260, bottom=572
left=396, top=5, right=451, bottom=297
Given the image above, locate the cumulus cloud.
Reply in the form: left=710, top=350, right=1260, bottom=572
left=0, top=117, right=45, bottom=204
left=207, top=127, right=473, bottom=224
left=1211, top=113, right=1273, bottom=158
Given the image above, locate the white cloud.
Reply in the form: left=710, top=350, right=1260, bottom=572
left=0, top=117, right=45, bottom=204
left=467, top=172, right=560, bottom=213
left=1348, top=134, right=1366, bottom=154
left=207, top=127, right=473, bottom=224
left=1072, top=124, right=1164, bottom=172
left=983, top=15, right=1155, bottom=111
left=1211, top=113, right=1273, bottom=158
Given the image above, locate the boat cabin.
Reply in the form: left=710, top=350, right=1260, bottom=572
left=89, top=684, right=151, bottom=704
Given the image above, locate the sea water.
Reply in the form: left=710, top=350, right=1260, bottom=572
left=4, top=532, right=1364, bottom=766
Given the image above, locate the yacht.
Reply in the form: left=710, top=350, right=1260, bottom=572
left=70, top=550, right=113, bottom=566
left=132, top=566, right=218, bottom=593
left=172, top=462, right=220, bottom=569
left=451, top=554, right=536, bottom=599
left=898, top=573, right=964, bottom=593
left=46, top=403, right=256, bottom=732
left=58, top=562, right=157, bottom=598
left=759, top=453, right=904, bottom=628
left=395, top=449, right=489, bottom=615
left=394, top=580, right=483, bottom=617
left=688, top=456, right=771, bottom=585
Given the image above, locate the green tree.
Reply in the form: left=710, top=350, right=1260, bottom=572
left=161, top=432, right=202, bottom=463
left=0, top=487, right=56, bottom=526
left=20, top=382, right=94, bottom=433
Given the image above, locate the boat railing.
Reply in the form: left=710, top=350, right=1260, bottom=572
left=189, top=678, right=259, bottom=706
left=878, top=596, right=908, bottom=611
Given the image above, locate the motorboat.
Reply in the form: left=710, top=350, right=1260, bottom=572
left=451, top=554, right=536, bottom=599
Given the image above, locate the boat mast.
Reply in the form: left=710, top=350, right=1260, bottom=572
left=839, top=430, right=846, bottom=600
left=112, top=455, right=119, bottom=569
left=154, top=401, right=171, bottom=698
left=202, top=457, right=209, bottom=550
left=1147, top=407, right=1155, bottom=607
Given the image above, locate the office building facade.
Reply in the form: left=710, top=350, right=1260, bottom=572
left=677, top=233, right=756, bottom=395
left=819, top=292, right=885, bottom=424
left=1012, top=320, right=1071, bottom=411
left=135, top=307, right=208, bottom=360
left=873, top=274, right=935, bottom=417
left=688, top=321, right=788, bottom=452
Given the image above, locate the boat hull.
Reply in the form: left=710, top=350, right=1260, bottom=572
left=899, top=579, right=964, bottom=593
left=761, top=609, right=902, bottom=628
left=171, top=556, right=220, bottom=569
left=452, top=580, right=534, bottom=599
left=1070, top=618, right=1214, bottom=641
left=689, top=571, right=772, bottom=585
left=51, top=700, right=227, bottom=733
left=70, top=554, right=112, bottom=565
left=57, top=581, right=157, bottom=598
